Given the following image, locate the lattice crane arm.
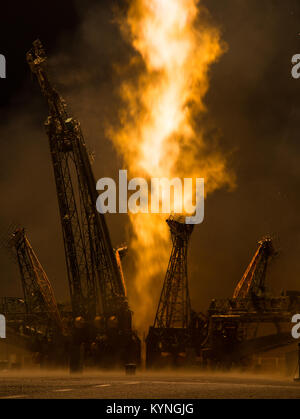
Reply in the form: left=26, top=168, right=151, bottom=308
left=26, top=39, right=67, bottom=122
left=11, top=228, right=65, bottom=334
left=27, top=40, right=129, bottom=322
left=233, top=237, right=275, bottom=299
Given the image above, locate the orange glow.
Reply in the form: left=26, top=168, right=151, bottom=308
left=109, top=0, right=234, bottom=330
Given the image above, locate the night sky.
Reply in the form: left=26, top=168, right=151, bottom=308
left=1, top=0, right=300, bottom=325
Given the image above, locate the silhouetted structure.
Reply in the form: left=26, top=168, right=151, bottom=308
left=203, top=237, right=300, bottom=369
left=146, top=216, right=204, bottom=368
left=26, top=40, right=140, bottom=370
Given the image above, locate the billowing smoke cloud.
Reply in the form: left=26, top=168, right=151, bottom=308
left=105, top=0, right=235, bottom=330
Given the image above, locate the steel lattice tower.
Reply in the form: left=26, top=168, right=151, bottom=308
left=154, top=216, right=194, bottom=329
left=10, top=228, right=64, bottom=333
left=26, top=40, right=129, bottom=324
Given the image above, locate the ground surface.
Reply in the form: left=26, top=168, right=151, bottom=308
left=0, top=371, right=300, bottom=399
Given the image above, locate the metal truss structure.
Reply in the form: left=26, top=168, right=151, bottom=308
left=26, top=40, right=140, bottom=368
left=154, top=217, right=194, bottom=329
left=146, top=217, right=202, bottom=368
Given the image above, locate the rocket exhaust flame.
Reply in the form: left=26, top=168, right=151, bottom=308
left=109, top=0, right=234, bottom=331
